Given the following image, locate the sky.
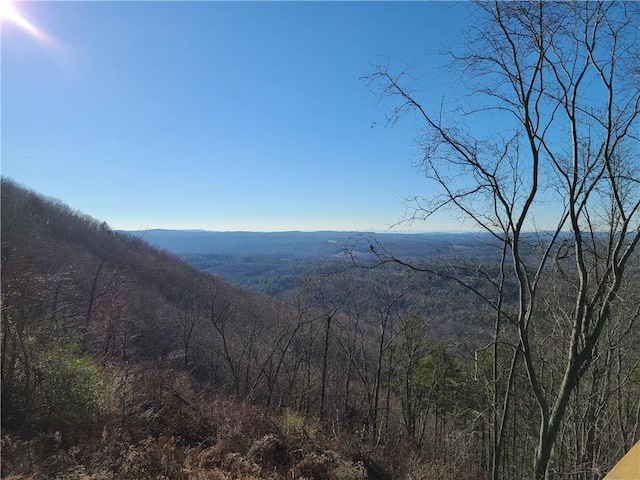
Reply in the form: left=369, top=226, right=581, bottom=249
left=2, top=1, right=473, bottom=232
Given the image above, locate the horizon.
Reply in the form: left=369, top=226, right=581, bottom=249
left=2, top=2, right=564, bottom=234
left=2, top=2, right=479, bottom=233
left=121, top=227, right=477, bottom=235
left=1, top=175, right=568, bottom=236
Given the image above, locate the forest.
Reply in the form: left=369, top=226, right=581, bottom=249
left=0, top=178, right=490, bottom=479
left=3, top=2, right=640, bottom=479
left=132, top=229, right=487, bottom=297
left=2, top=172, right=639, bottom=480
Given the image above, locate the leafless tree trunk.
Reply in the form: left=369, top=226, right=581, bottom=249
left=173, top=275, right=205, bottom=370
left=370, top=273, right=407, bottom=438
left=364, top=2, right=640, bottom=478
left=208, top=285, right=241, bottom=395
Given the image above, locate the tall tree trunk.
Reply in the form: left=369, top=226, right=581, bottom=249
left=320, top=315, right=332, bottom=420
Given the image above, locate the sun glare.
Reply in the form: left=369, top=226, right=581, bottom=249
left=1, top=0, right=42, bottom=38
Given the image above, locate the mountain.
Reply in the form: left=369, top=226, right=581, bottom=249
left=121, top=229, right=496, bottom=295
left=121, top=228, right=482, bottom=258
left=0, top=179, right=416, bottom=478
left=122, top=229, right=356, bottom=257
left=4, top=180, right=635, bottom=479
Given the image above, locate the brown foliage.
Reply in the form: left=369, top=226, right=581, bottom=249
left=293, top=450, right=367, bottom=480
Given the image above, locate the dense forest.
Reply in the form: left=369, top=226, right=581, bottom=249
left=2, top=177, right=639, bottom=479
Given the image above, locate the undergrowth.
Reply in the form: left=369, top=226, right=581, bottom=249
left=1, top=363, right=419, bottom=479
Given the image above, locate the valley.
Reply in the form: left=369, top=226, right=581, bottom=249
left=2, top=180, right=639, bottom=480
left=124, top=229, right=495, bottom=296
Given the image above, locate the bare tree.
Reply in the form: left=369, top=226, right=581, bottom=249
left=172, top=274, right=206, bottom=369
left=365, top=2, right=639, bottom=478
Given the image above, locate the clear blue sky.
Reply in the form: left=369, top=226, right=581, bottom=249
left=2, top=1, right=472, bottom=232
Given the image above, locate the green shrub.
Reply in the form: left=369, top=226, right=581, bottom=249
left=281, top=407, right=304, bottom=437
left=35, top=344, right=108, bottom=440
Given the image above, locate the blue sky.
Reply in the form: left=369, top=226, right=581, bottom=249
left=2, top=1, right=472, bottom=232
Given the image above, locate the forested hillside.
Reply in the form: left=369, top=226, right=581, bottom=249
left=2, top=179, right=639, bottom=479
left=0, top=180, right=381, bottom=478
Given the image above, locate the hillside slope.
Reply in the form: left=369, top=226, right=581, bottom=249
left=1, top=179, right=399, bottom=479
left=1, top=179, right=268, bottom=366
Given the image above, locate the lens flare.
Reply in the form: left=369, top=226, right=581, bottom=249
left=1, top=0, right=46, bottom=40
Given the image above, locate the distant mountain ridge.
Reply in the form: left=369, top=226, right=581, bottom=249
left=120, top=228, right=475, bottom=259
left=120, top=229, right=357, bottom=257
